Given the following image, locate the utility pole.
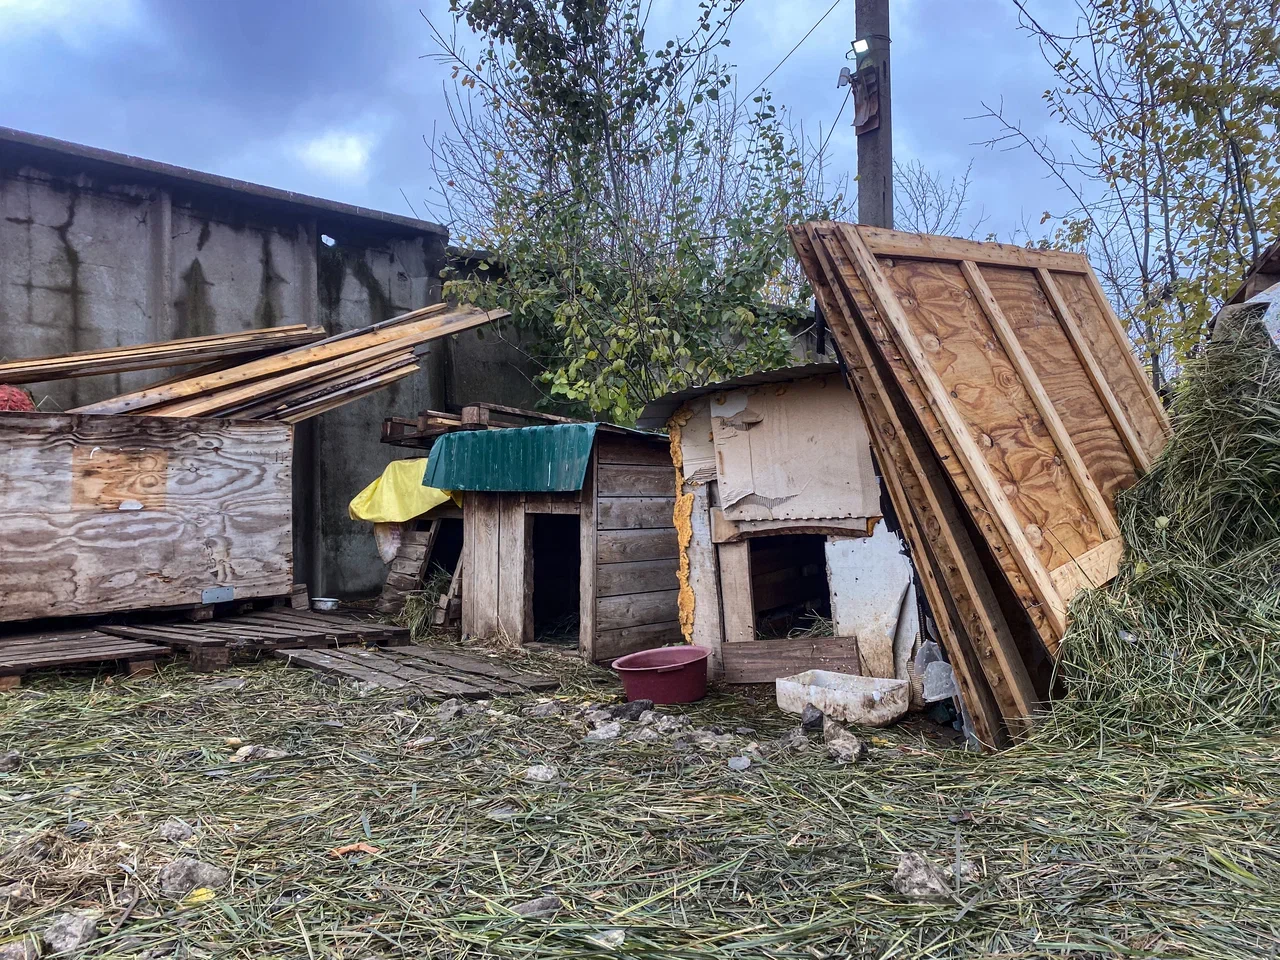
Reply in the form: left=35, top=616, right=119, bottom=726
left=854, top=0, right=892, bottom=228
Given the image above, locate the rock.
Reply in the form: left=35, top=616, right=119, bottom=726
left=523, top=764, right=558, bottom=783
left=158, top=858, right=229, bottom=897
left=943, top=858, right=983, bottom=885
left=512, top=895, right=561, bottom=918
left=800, top=704, right=824, bottom=733
left=638, top=711, right=690, bottom=735
left=687, top=728, right=735, bottom=751
left=584, top=721, right=621, bottom=742
left=0, top=882, right=34, bottom=905
left=734, top=726, right=756, bottom=736
left=583, top=709, right=613, bottom=726
left=0, top=939, right=38, bottom=960
left=0, top=750, right=20, bottom=773
left=63, top=819, right=92, bottom=840
left=625, top=727, right=661, bottom=743
left=891, top=853, right=953, bottom=899
left=590, top=929, right=626, bottom=949
left=727, top=756, right=751, bottom=772
left=43, top=912, right=99, bottom=953
left=823, top=717, right=867, bottom=763
left=770, top=729, right=810, bottom=754
left=522, top=701, right=562, bottom=718
left=157, top=818, right=194, bottom=842
left=609, top=699, right=653, bottom=722
left=230, top=745, right=288, bottom=763
left=437, top=698, right=476, bottom=722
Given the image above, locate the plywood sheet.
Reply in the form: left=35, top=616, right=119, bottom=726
left=0, top=413, right=292, bottom=622
left=709, top=375, right=880, bottom=522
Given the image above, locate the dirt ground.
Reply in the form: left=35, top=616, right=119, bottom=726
left=1, top=643, right=1277, bottom=959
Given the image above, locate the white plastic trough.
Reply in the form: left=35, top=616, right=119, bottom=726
left=775, top=670, right=909, bottom=728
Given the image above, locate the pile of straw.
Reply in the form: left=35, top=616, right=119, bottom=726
left=1056, top=311, right=1280, bottom=737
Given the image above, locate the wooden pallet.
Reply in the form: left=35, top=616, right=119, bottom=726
left=0, top=629, right=169, bottom=690
left=100, top=609, right=408, bottom=671
left=375, top=522, right=440, bottom=616
left=275, top=644, right=558, bottom=696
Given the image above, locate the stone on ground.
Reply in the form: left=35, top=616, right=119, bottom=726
left=800, top=704, right=824, bottom=732
left=230, top=745, right=288, bottom=763
left=158, top=858, right=229, bottom=897
left=523, top=764, right=558, bottom=783
left=891, top=853, right=953, bottom=899
left=157, top=817, right=195, bottom=842
left=43, top=913, right=99, bottom=953
left=584, top=721, right=621, bottom=742
left=0, top=938, right=38, bottom=960
left=609, top=699, right=654, bottom=721
left=512, top=895, right=561, bottom=918
left=823, top=717, right=868, bottom=763
left=727, top=756, right=751, bottom=772
left=522, top=701, right=562, bottom=718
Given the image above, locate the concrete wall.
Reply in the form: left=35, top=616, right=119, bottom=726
left=0, top=155, right=539, bottom=599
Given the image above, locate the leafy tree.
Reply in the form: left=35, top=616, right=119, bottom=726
left=984, top=0, right=1280, bottom=391
left=427, top=0, right=848, bottom=423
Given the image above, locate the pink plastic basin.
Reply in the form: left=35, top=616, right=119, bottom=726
left=612, top=646, right=709, bottom=704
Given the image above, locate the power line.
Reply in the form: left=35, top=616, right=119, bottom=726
left=816, top=86, right=852, bottom=159
left=745, top=0, right=844, bottom=100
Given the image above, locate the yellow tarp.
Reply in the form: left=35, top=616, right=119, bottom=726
left=348, top=458, right=456, bottom=524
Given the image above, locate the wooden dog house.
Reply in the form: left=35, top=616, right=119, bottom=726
left=424, top=422, right=680, bottom=662
left=639, top=364, right=922, bottom=683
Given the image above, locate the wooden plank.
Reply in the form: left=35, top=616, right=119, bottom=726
left=596, top=528, right=679, bottom=564
left=838, top=224, right=1069, bottom=639
left=522, top=494, right=581, bottom=515
left=1080, top=266, right=1172, bottom=433
left=819, top=223, right=1047, bottom=711
left=580, top=453, right=598, bottom=659
left=855, top=226, right=1091, bottom=273
left=273, top=364, right=421, bottom=424
left=387, top=646, right=558, bottom=691
left=595, top=558, right=680, bottom=598
left=794, top=224, right=1020, bottom=744
left=1053, top=271, right=1170, bottom=461
left=721, top=636, right=863, bottom=684
left=99, top=624, right=228, bottom=649
left=717, top=541, right=755, bottom=645
left=960, top=260, right=1121, bottom=540
left=711, top=509, right=870, bottom=543
left=276, top=648, right=412, bottom=690
left=684, top=482, right=724, bottom=676
left=71, top=304, right=502, bottom=416
left=0, top=414, right=293, bottom=623
left=463, top=493, right=501, bottom=639
left=0, top=631, right=167, bottom=673
left=0, top=325, right=325, bottom=384
left=596, top=497, right=675, bottom=531
left=593, top=434, right=672, bottom=465
left=596, top=462, right=675, bottom=497
left=1036, top=269, right=1152, bottom=474
left=328, top=648, right=500, bottom=696
left=596, top=589, right=680, bottom=631
left=1049, top=536, right=1125, bottom=601
left=496, top=494, right=533, bottom=644
left=591, top=621, right=683, bottom=662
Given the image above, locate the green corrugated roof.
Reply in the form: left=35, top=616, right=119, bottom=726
left=424, top=423, right=600, bottom=492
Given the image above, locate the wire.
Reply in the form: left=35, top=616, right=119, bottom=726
left=815, top=86, right=852, bottom=158
left=745, top=0, right=844, bottom=100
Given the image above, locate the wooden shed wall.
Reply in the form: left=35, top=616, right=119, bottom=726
left=0, top=412, right=293, bottom=622
left=588, top=434, right=681, bottom=661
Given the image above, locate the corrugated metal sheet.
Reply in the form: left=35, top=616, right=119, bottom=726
left=636, top=362, right=842, bottom=428
left=424, top=423, right=599, bottom=492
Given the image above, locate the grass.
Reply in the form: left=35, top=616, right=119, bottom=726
left=1056, top=314, right=1280, bottom=738
left=2, top=646, right=1278, bottom=959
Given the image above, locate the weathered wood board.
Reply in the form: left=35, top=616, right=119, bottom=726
left=0, top=413, right=293, bottom=623
left=791, top=221, right=1173, bottom=745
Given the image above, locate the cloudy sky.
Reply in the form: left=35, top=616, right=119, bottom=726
left=0, top=0, right=1073, bottom=240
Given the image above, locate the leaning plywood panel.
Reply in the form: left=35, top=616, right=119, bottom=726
left=797, top=223, right=1170, bottom=650
left=708, top=375, right=880, bottom=522
left=0, top=413, right=292, bottom=622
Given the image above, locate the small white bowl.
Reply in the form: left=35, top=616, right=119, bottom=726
left=311, top=598, right=340, bottom=613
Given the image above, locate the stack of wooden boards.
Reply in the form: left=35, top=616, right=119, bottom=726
left=67, top=304, right=506, bottom=423
left=0, top=325, right=326, bottom=384
left=790, top=223, right=1171, bottom=748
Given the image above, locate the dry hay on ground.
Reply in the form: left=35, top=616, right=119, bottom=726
left=1, top=647, right=1277, bottom=959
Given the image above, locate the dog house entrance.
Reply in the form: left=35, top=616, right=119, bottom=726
left=748, top=534, right=833, bottom=639
left=531, top=513, right=580, bottom=644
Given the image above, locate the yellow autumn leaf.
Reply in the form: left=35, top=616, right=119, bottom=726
left=182, top=887, right=216, bottom=906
